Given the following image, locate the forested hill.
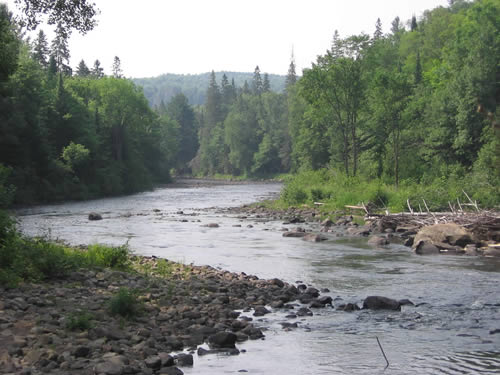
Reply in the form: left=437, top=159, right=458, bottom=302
left=133, top=72, right=287, bottom=107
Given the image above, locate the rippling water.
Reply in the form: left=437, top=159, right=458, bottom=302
left=15, top=181, right=500, bottom=374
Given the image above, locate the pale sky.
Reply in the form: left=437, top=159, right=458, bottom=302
left=6, top=0, right=449, bottom=78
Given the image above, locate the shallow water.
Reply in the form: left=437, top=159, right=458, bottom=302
left=15, top=181, right=500, bottom=374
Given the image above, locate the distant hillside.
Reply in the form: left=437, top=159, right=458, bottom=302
left=133, top=71, right=286, bottom=107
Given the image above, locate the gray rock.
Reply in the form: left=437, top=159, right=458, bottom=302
left=414, top=241, right=440, bottom=255
left=73, top=346, right=90, bottom=358
left=282, top=231, right=307, bottom=238
left=368, top=235, right=389, bottom=247
left=159, top=367, right=184, bottom=375
left=88, top=212, right=102, bottom=221
left=208, top=332, right=237, bottom=348
left=175, top=353, right=193, bottom=366
left=363, top=296, right=401, bottom=311
left=144, top=356, right=162, bottom=370
left=302, top=233, right=328, bottom=242
left=253, top=306, right=270, bottom=316
left=95, top=361, right=124, bottom=375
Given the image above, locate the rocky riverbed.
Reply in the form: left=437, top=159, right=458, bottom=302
left=0, top=254, right=356, bottom=375
left=222, top=204, right=500, bottom=257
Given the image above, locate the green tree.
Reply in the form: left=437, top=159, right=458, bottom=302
left=32, top=29, right=49, bottom=67
left=50, top=22, right=71, bottom=75
left=76, top=59, right=90, bottom=77
left=252, top=65, right=263, bottom=95
left=91, top=59, right=104, bottom=78
left=112, top=56, right=123, bottom=78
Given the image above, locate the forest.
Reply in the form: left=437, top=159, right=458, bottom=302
left=0, top=0, right=499, bottom=211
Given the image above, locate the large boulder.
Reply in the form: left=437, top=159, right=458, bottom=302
left=413, top=223, right=474, bottom=254
left=363, top=296, right=401, bottom=311
left=208, top=332, right=237, bottom=349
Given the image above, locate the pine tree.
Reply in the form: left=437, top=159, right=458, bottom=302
left=391, top=16, right=402, bottom=35
left=205, top=70, right=221, bottom=129
left=33, top=29, right=49, bottom=67
left=285, top=50, right=297, bottom=91
left=411, top=15, right=418, bottom=31
left=91, top=59, right=104, bottom=78
left=242, top=80, right=250, bottom=94
left=252, top=66, right=263, bottom=95
left=374, top=18, right=383, bottom=40
left=263, top=73, right=271, bottom=93
left=50, top=22, right=71, bottom=75
left=76, top=59, right=90, bottom=77
left=112, top=56, right=123, bottom=78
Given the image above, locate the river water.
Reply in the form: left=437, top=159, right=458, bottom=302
left=15, top=181, right=500, bottom=374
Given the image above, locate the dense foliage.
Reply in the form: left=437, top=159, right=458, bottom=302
left=0, top=3, right=184, bottom=205
left=280, top=0, right=499, bottom=208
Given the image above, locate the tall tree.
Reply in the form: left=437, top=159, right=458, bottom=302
left=32, top=29, right=49, bottom=67
left=262, top=73, right=271, bottom=93
left=167, top=93, right=198, bottom=171
left=76, top=59, right=90, bottom=77
left=285, top=51, right=297, bottom=91
left=91, top=59, right=104, bottom=78
left=112, top=56, right=123, bottom=78
left=374, top=18, right=383, bottom=40
left=411, top=15, right=418, bottom=31
left=252, top=65, right=263, bottom=95
left=50, top=22, right=71, bottom=75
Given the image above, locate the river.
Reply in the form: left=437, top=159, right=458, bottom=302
left=15, top=180, right=500, bottom=374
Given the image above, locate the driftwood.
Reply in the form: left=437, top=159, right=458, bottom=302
left=368, top=211, right=500, bottom=242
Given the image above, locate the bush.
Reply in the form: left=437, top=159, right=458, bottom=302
left=66, top=311, right=94, bottom=331
left=281, top=185, right=308, bottom=205
left=109, top=288, right=142, bottom=319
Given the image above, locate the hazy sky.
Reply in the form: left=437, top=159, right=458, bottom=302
left=6, top=0, right=449, bottom=78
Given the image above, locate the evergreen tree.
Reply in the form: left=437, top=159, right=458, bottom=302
left=32, top=29, right=49, bottom=67
left=374, top=18, right=383, bottom=40
left=91, top=59, right=104, bottom=78
left=391, top=16, right=402, bottom=35
left=112, top=56, right=123, bottom=78
left=242, top=80, right=250, bottom=94
left=285, top=51, right=297, bottom=91
left=76, top=59, right=90, bottom=77
left=411, top=15, right=418, bottom=31
left=50, top=22, right=71, bottom=75
left=263, top=73, right=271, bottom=93
left=252, top=65, right=263, bottom=95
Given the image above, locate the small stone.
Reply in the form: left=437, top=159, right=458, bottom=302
left=144, top=356, right=161, bottom=370
left=175, top=353, right=193, bottom=366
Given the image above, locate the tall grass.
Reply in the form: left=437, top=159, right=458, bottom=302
left=0, top=237, right=132, bottom=287
left=277, top=169, right=499, bottom=213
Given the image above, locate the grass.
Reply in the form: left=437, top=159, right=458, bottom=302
left=0, top=235, right=132, bottom=287
left=276, top=169, right=500, bottom=213
left=109, top=288, right=143, bottom=319
left=66, top=311, right=94, bottom=331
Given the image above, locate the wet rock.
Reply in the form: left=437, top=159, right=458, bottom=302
left=88, top=212, right=103, bottom=220
left=253, top=306, right=271, bottom=317
left=159, top=367, right=184, bottom=375
left=297, top=307, right=313, bottom=317
left=175, top=353, right=193, bottom=366
left=282, top=231, right=307, bottom=238
left=363, top=296, right=401, bottom=311
left=302, top=233, right=328, bottom=242
left=346, top=226, right=371, bottom=236
left=280, top=322, right=298, bottom=329
left=208, top=332, right=237, bottom=348
left=414, top=241, right=440, bottom=255
left=304, top=287, right=320, bottom=298
left=368, top=235, right=389, bottom=247
left=203, top=223, right=219, bottom=228
left=483, top=247, right=500, bottom=257
left=321, top=218, right=334, bottom=227
left=398, top=299, right=415, bottom=306
left=337, top=303, right=360, bottom=312
left=317, top=296, right=333, bottom=305
left=269, top=278, right=285, bottom=288
left=95, top=360, right=124, bottom=375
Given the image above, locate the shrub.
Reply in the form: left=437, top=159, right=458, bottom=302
left=66, top=311, right=94, bottom=331
left=281, top=185, right=308, bottom=205
left=84, top=244, right=130, bottom=270
left=109, top=288, right=142, bottom=319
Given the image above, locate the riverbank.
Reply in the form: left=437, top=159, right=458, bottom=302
left=1, top=251, right=336, bottom=375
